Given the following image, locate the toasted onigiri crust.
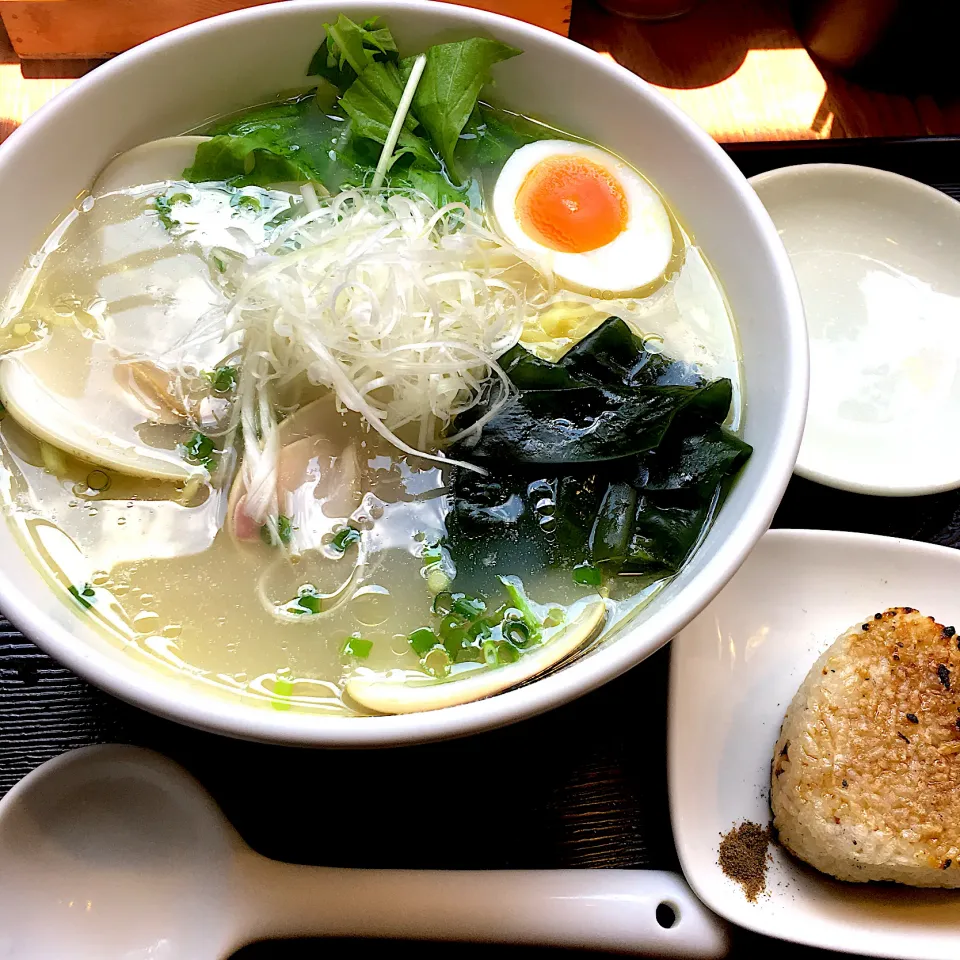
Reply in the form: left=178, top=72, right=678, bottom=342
left=771, top=607, right=960, bottom=886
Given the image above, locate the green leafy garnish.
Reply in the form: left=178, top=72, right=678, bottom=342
left=205, top=365, right=238, bottom=394
left=68, top=583, right=96, bottom=609
left=468, top=619, right=493, bottom=642
left=260, top=515, right=293, bottom=547
left=408, top=627, right=437, bottom=656
left=401, top=38, right=520, bottom=178
left=432, top=592, right=454, bottom=616
left=287, top=586, right=321, bottom=616
left=308, top=14, right=399, bottom=90
left=423, top=579, right=553, bottom=665
left=573, top=563, right=602, bottom=587
left=184, top=96, right=374, bottom=189
left=183, top=15, right=532, bottom=207
left=182, top=431, right=217, bottom=470
left=272, top=675, right=294, bottom=711
left=341, top=634, right=373, bottom=659
left=451, top=594, right=486, bottom=619
left=544, top=607, right=565, bottom=628
left=186, top=130, right=307, bottom=186
left=331, top=526, right=361, bottom=552
left=392, top=167, right=479, bottom=208
left=154, top=191, right=191, bottom=230
left=456, top=103, right=549, bottom=171
left=230, top=192, right=262, bottom=213
left=431, top=591, right=485, bottom=619
left=340, top=60, right=437, bottom=168
left=439, top=613, right=470, bottom=661
left=502, top=619, right=535, bottom=648
left=421, top=541, right=443, bottom=565
left=482, top=638, right=520, bottom=666
left=499, top=575, right=542, bottom=643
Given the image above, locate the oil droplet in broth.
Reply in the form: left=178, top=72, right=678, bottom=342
left=132, top=610, right=160, bottom=634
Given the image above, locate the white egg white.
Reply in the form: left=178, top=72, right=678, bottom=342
left=492, top=139, right=676, bottom=296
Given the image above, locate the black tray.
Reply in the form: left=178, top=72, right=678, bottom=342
left=6, top=137, right=960, bottom=960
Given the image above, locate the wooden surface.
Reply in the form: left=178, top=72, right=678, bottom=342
left=0, top=0, right=287, bottom=58
left=0, top=0, right=955, bottom=143
left=569, top=0, right=960, bottom=141
left=0, top=0, right=572, bottom=58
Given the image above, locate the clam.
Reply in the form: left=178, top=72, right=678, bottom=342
left=345, top=600, right=607, bottom=714
left=92, top=136, right=211, bottom=194
left=0, top=136, right=219, bottom=482
left=227, top=397, right=363, bottom=546
left=120, top=360, right=192, bottom=425
left=0, top=357, right=204, bottom=482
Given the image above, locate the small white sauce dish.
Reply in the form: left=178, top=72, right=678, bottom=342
left=669, top=528, right=960, bottom=959
left=751, top=163, right=960, bottom=497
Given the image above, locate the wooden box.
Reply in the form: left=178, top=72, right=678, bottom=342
left=0, top=0, right=572, bottom=60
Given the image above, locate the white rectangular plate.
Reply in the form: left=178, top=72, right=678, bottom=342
left=669, top=528, right=960, bottom=959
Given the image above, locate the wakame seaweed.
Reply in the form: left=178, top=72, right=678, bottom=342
left=182, top=14, right=539, bottom=204
left=446, top=318, right=752, bottom=587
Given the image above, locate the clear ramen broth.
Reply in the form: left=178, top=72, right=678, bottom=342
left=0, top=16, right=748, bottom=715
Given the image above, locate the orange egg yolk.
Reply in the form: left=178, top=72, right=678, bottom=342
left=515, top=155, right=628, bottom=254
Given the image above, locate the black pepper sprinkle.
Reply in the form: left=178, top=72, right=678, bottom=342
left=906, top=713, right=919, bottom=724
left=945, top=860, right=953, bottom=870
left=718, top=822, right=771, bottom=902
left=945, top=626, right=957, bottom=638
left=874, top=612, right=883, bottom=620
left=862, top=623, right=870, bottom=631
left=893, top=655, right=900, bottom=661
left=939, top=664, right=952, bottom=691
left=955, top=718, right=960, bottom=732
left=842, top=779, right=848, bottom=787
left=898, top=732, right=910, bottom=743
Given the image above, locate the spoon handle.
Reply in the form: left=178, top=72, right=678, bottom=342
left=236, top=856, right=728, bottom=957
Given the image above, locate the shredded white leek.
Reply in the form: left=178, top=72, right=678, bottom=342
left=206, top=188, right=553, bottom=500
left=371, top=53, right=428, bottom=191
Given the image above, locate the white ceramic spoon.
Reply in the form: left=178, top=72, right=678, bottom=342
left=0, top=744, right=729, bottom=960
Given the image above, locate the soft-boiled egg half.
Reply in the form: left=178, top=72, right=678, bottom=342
left=492, top=140, right=676, bottom=295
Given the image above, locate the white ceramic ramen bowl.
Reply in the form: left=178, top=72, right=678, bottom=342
left=0, top=1, right=807, bottom=746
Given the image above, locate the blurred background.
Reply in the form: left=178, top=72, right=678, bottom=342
left=0, top=0, right=959, bottom=145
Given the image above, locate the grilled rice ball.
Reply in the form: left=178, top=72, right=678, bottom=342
left=771, top=607, right=960, bottom=886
